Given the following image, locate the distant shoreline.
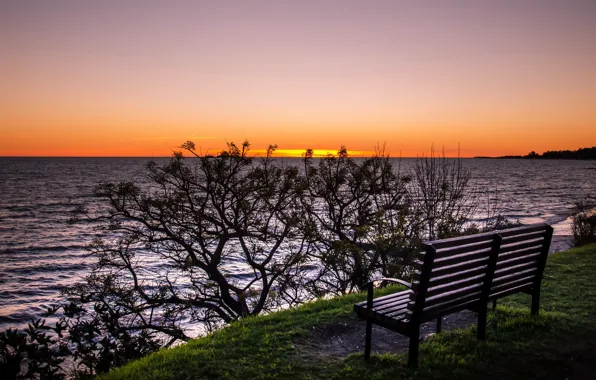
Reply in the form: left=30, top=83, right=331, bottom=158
left=475, top=146, right=596, bottom=160
left=474, top=156, right=596, bottom=160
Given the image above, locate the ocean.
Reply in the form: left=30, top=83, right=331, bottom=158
left=1, top=157, right=595, bottom=331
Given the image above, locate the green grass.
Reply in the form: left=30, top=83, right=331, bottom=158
left=103, top=243, right=596, bottom=380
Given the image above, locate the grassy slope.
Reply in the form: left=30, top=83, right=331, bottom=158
left=103, top=243, right=596, bottom=380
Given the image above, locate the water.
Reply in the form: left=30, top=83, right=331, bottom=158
left=1, top=157, right=595, bottom=331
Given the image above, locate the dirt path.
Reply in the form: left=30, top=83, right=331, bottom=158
left=295, top=309, right=478, bottom=358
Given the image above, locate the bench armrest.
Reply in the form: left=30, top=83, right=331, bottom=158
left=359, top=277, right=412, bottom=290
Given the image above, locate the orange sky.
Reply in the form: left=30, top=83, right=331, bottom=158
left=1, top=1, right=595, bottom=158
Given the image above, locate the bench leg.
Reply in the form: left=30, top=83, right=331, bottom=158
left=408, top=327, right=420, bottom=369
left=364, top=320, right=372, bottom=359
left=436, top=316, right=442, bottom=333
left=492, top=299, right=497, bottom=311
left=531, top=288, right=540, bottom=316
left=478, top=306, right=487, bottom=340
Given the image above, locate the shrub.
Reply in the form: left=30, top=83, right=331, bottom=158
left=571, top=200, right=596, bottom=246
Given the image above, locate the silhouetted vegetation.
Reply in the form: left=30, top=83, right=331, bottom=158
left=571, top=200, right=596, bottom=247
left=1, top=141, right=505, bottom=379
left=496, top=146, right=596, bottom=160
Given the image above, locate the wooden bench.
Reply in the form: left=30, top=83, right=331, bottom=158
left=354, top=223, right=553, bottom=368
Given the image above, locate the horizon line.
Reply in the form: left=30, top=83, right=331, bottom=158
left=0, top=154, right=497, bottom=159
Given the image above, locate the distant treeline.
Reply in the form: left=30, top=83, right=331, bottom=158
left=497, top=146, right=596, bottom=160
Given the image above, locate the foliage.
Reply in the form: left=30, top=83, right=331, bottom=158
left=571, top=200, right=596, bottom=247
left=0, top=318, right=67, bottom=380
left=1, top=140, right=508, bottom=378
left=0, top=303, right=162, bottom=379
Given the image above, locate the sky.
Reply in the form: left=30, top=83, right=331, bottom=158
left=1, top=0, right=595, bottom=157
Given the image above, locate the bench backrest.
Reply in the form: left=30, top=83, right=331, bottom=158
left=407, top=223, right=553, bottom=323
left=489, top=224, right=553, bottom=300
left=408, top=232, right=502, bottom=323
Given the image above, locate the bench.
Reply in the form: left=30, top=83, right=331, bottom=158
left=354, top=223, right=553, bottom=368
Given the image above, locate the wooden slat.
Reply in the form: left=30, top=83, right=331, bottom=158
left=425, top=283, right=484, bottom=307
left=499, top=244, right=542, bottom=259
left=493, top=261, right=539, bottom=278
left=490, top=276, right=534, bottom=294
left=496, top=251, right=541, bottom=269
left=432, top=248, right=491, bottom=269
left=433, top=240, right=494, bottom=258
left=385, top=305, right=410, bottom=318
left=423, top=291, right=483, bottom=313
left=374, top=300, right=411, bottom=315
left=426, top=273, right=485, bottom=297
left=501, top=231, right=546, bottom=245
left=430, top=256, right=489, bottom=277
left=354, top=290, right=412, bottom=307
left=492, top=268, right=538, bottom=287
left=497, top=223, right=548, bottom=237
left=371, top=296, right=411, bottom=313
left=370, top=292, right=412, bottom=309
left=425, top=232, right=494, bottom=250
left=427, top=265, right=487, bottom=288
left=379, top=312, right=409, bottom=327
left=422, top=299, right=481, bottom=321
left=499, top=238, right=545, bottom=254
left=489, top=283, right=534, bottom=300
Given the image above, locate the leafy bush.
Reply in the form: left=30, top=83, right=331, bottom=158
left=572, top=200, right=596, bottom=246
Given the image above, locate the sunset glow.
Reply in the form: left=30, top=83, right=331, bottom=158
left=1, top=1, right=595, bottom=157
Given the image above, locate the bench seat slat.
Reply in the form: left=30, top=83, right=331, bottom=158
left=385, top=305, right=411, bottom=318
left=372, top=302, right=408, bottom=314
left=370, top=292, right=412, bottom=309
left=372, top=296, right=411, bottom=313
left=354, top=290, right=411, bottom=307
left=354, top=292, right=412, bottom=313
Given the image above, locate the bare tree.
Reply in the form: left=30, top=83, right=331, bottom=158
left=409, top=147, right=477, bottom=240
